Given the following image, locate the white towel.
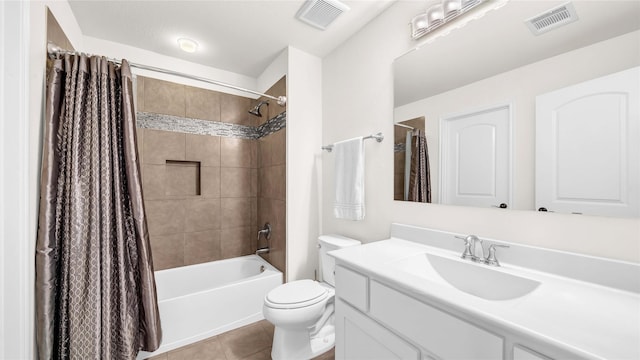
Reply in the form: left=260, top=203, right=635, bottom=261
left=333, top=137, right=365, bottom=220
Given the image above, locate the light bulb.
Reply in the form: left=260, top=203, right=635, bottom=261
left=177, top=38, right=198, bottom=53
left=411, top=13, right=429, bottom=30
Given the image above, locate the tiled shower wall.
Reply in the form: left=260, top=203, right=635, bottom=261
left=136, top=76, right=286, bottom=273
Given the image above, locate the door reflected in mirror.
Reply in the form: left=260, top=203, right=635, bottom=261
left=393, top=0, right=640, bottom=217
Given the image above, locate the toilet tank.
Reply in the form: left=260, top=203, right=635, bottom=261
left=318, top=234, right=361, bottom=286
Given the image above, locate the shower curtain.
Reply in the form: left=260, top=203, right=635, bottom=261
left=35, top=54, right=162, bottom=359
left=408, top=129, right=431, bottom=203
left=403, top=130, right=413, bottom=201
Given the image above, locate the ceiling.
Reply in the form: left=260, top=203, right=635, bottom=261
left=68, top=0, right=395, bottom=78
left=394, top=0, right=640, bottom=107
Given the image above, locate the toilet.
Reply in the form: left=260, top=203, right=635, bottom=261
left=263, top=235, right=361, bottom=360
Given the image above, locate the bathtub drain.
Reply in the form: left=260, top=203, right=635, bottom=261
left=260, top=265, right=265, bottom=273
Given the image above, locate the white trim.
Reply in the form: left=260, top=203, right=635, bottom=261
left=0, top=0, right=6, bottom=352
left=1, top=1, right=33, bottom=358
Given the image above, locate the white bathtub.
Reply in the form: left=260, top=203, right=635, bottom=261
left=137, top=255, right=282, bottom=358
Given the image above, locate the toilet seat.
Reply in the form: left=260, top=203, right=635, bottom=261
left=265, top=280, right=328, bottom=310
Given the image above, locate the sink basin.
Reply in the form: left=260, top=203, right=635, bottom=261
left=394, top=253, right=541, bottom=300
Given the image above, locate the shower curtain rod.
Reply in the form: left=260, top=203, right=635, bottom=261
left=394, top=123, right=415, bottom=129
left=47, top=42, right=287, bottom=106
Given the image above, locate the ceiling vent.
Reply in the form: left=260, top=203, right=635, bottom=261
left=295, top=0, right=350, bottom=30
left=525, top=2, right=579, bottom=36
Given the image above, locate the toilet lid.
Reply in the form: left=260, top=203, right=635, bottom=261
left=266, top=280, right=328, bottom=309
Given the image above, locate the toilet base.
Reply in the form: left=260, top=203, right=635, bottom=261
left=270, top=321, right=335, bottom=360
left=310, top=323, right=335, bottom=357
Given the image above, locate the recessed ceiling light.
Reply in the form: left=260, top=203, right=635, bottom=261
left=177, top=38, right=199, bottom=53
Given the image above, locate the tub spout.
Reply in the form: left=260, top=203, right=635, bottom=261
left=256, top=247, right=270, bottom=255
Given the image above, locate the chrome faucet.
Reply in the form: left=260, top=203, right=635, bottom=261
left=484, top=244, right=510, bottom=266
left=255, top=248, right=270, bottom=255
left=256, top=223, right=271, bottom=255
left=456, top=234, right=510, bottom=267
left=258, top=223, right=271, bottom=239
left=456, top=235, right=477, bottom=260
left=471, top=236, right=484, bottom=262
left=456, top=234, right=484, bottom=263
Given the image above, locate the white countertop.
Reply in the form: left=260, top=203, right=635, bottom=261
left=330, top=238, right=640, bottom=360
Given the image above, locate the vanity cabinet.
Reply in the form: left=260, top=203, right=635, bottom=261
left=513, top=345, right=552, bottom=360
left=336, top=298, right=420, bottom=360
left=335, top=265, right=369, bottom=312
left=334, top=265, right=563, bottom=360
left=369, top=281, right=503, bottom=359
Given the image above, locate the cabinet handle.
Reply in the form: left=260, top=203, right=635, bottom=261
left=492, top=203, right=508, bottom=209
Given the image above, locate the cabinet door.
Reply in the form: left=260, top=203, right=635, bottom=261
left=335, top=265, right=369, bottom=312
left=335, top=298, right=420, bottom=360
left=369, top=281, right=503, bottom=360
left=536, top=66, right=640, bottom=217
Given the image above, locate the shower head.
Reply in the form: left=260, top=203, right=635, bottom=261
left=248, top=101, right=269, bottom=117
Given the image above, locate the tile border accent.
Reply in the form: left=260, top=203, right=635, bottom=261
left=136, top=111, right=286, bottom=139
left=257, top=111, right=286, bottom=137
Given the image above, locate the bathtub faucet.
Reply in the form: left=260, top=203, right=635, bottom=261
left=258, top=223, right=271, bottom=240
left=255, top=247, right=270, bottom=255
left=256, top=223, right=271, bottom=255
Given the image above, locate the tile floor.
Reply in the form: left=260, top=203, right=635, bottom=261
left=146, top=320, right=335, bottom=360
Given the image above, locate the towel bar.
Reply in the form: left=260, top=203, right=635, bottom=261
left=322, top=132, right=384, bottom=152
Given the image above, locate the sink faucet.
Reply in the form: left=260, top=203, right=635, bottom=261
left=456, top=235, right=511, bottom=266
left=455, top=234, right=484, bottom=262
left=470, top=236, right=484, bottom=262
left=484, top=244, right=510, bottom=266
left=456, top=235, right=478, bottom=261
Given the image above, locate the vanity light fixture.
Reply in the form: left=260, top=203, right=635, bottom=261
left=177, top=37, right=199, bottom=53
left=411, top=0, right=499, bottom=40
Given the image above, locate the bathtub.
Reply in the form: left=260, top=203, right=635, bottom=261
left=137, top=255, right=282, bottom=358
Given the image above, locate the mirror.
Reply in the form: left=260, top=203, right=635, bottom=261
left=393, top=0, right=640, bottom=216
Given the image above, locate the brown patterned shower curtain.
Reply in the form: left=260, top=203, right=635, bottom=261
left=35, top=54, right=162, bottom=359
left=408, top=129, right=431, bottom=203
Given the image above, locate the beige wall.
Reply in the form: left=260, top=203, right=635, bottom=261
left=286, top=47, right=323, bottom=282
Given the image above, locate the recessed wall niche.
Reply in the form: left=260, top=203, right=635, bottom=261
left=165, top=160, right=201, bottom=196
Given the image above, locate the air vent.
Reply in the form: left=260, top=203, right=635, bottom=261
left=525, top=2, right=579, bottom=36
left=295, top=0, right=350, bottom=30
